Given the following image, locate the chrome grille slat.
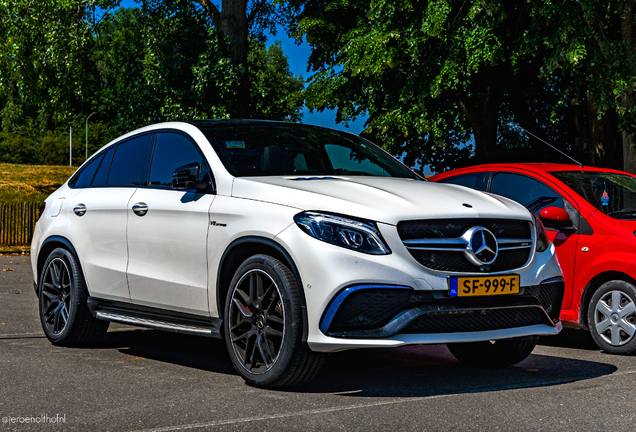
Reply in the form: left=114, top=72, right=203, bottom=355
left=397, top=218, right=534, bottom=273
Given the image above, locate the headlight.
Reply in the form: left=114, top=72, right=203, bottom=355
left=293, top=211, right=391, bottom=255
left=533, top=214, right=550, bottom=252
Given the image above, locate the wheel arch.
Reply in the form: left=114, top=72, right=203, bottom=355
left=216, top=236, right=309, bottom=343
left=579, top=271, right=636, bottom=327
left=36, top=235, right=79, bottom=294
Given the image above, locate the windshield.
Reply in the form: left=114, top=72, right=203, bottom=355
left=197, top=123, right=417, bottom=178
left=550, top=171, right=636, bottom=220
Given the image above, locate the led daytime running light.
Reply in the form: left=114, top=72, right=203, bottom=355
left=294, top=212, right=391, bottom=255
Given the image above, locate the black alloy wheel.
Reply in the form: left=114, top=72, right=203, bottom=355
left=38, top=248, right=109, bottom=346
left=40, top=256, right=72, bottom=335
left=228, top=268, right=285, bottom=374
left=224, top=254, right=324, bottom=388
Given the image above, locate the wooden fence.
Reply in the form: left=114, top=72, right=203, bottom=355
left=0, top=202, right=39, bottom=246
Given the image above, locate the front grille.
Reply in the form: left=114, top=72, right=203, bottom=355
left=397, top=218, right=533, bottom=273
left=398, top=219, right=531, bottom=240
left=408, top=249, right=531, bottom=273
left=400, top=306, right=550, bottom=334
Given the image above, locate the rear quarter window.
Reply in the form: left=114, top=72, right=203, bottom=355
left=106, top=134, right=153, bottom=186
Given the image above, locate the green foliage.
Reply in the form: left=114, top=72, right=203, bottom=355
left=250, top=41, right=304, bottom=121
left=0, top=133, right=39, bottom=164
left=293, top=0, right=530, bottom=170
left=0, top=0, right=304, bottom=165
left=90, top=4, right=239, bottom=130
left=526, top=0, right=636, bottom=135
left=292, top=0, right=635, bottom=171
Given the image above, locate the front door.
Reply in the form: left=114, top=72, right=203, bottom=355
left=490, top=172, right=578, bottom=309
left=126, top=131, right=215, bottom=315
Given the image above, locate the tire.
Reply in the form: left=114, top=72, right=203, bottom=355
left=587, top=280, right=636, bottom=354
left=223, top=254, right=324, bottom=388
left=38, top=247, right=109, bottom=346
left=447, top=336, right=538, bottom=367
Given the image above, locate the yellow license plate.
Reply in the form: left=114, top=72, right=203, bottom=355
left=449, top=275, right=520, bottom=297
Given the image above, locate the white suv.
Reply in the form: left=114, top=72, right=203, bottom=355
left=31, top=120, right=564, bottom=387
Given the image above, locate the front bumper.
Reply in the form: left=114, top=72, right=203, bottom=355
left=275, top=221, right=564, bottom=353
left=309, top=322, right=562, bottom=353
left=321, top=279, right=563, bottom=337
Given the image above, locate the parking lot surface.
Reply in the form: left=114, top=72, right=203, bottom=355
left=2, top=255, right=635, bottom=431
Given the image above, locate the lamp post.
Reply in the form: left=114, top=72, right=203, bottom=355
left=69, top=122, right=74, bottom=167
left=85, top=112, right=97, bottom=161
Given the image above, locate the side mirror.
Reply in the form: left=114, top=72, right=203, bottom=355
left=539, top=206, right=573, bottom=229
left=172, top=163, right=207, bottom=192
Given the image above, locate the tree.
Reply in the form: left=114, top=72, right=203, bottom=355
left=292, top=0, right=635, bottom=171
left=143, top=0, right=298, bottom=118
left=249, top=41, right=304, bottom=121
left=0, top=0, right=106, bottom=132
left=525, top=0, right=636, bottom=171
left=90, top=4, right=303, bottom=129
left=292, top=1, right=559, bottom=169
left=0, top=0, right=304, bottom=165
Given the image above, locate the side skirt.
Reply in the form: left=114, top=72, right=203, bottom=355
left=87, top=298, right=222, bottom=339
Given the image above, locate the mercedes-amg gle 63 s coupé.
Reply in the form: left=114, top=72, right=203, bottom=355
left=31, top=121, right=564, bottom=387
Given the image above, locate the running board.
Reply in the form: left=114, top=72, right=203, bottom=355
left=87, top=298, right=222, bottom=339
left=95, top=311, right=220, bottom=338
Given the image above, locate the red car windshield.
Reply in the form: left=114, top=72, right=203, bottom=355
left=550, top=171, right=636, bottom=220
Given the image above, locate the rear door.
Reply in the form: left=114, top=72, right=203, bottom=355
left=126, top=131, right=215, bottom=315
left=67, top=133, right=153, bottom=302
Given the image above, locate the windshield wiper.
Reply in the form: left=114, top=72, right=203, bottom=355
left=332, top=169, right=373, bottom=176
left=606, top=208, right=636, bottom=218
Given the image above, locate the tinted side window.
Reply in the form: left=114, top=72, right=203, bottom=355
left=438, top=172, right=487, bottom=191
left=106, top=135, right=151, bottom=186
left=148, top=132, right=210, bottom=187
left=70, top=153, right=104, bottom=188
left=490, top=172, right=564, bottom=215
left=92, top=147, right=114, bottom=186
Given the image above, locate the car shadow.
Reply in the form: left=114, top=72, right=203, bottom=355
left=100, top=329, right=236, bottom=376
left=289, top=344, right=616, bottom=397
left=100, top=329, right=617, bottom=398
left=538, top=328, right=599, bottom=350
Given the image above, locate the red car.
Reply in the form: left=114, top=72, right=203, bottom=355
left=431, top=163, right=636, bottom=354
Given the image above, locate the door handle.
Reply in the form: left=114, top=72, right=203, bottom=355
left=132, top=202, right=148, bottom=216
left=73, top=204, right=87, bottom=216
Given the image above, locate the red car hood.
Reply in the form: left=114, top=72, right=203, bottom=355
left=619, top=219, right=636, bottom=230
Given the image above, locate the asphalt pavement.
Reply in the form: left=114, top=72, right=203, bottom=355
left=1, top=255, right=635, bottom=431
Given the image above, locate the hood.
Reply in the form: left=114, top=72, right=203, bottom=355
left=231, top=176, right=532, bottom=225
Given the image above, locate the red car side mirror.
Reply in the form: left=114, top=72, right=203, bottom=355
left=539, top=206, right=572, bottom=229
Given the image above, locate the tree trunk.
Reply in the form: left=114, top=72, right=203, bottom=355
left=623, top=132, right=636, bottom=174
left=456, top=71, right=502, bottom=162
left=199, top=0, right=250, bottom=118
left=219, top=0, right=249, bottom=118
left=621, top=1, right=636, bottom=173
left=587, top=97, right=618, bottom=168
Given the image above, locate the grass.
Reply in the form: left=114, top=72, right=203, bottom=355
left=0, top=163, right=77, bottom=204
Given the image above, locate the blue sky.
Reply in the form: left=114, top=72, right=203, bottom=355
left=113, top=0, right=368, bottom=134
